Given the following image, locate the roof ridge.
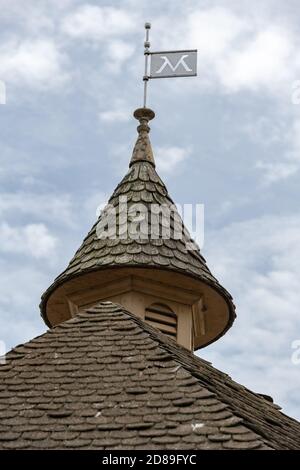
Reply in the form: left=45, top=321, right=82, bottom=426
left=79, top=302, right=300, bottom=448
left=104, top=303, right=299, bottom=441
left=2, top=301, right=300, bottom=449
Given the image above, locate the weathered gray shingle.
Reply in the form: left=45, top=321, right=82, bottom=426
left=1, top=301, right=299, bottom=450
left=40, top=109, right=235, bottom=332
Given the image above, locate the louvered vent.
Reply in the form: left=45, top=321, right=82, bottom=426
left=145, top=303, right=177, bottom=339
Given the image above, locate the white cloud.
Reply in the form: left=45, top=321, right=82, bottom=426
left=0, top=192, right=74, bottom=226
left=256, top=160, right=299, bottom=183
left=0, top=38, right=69, bottom=90
left=186, top=7, right=247, bottom=61
left=0, top=261, right=48, bottom=349
left=0, top=222, right=57, bottom=259
left=155, top=146, right=191, bottom=173
left=105, top=40, right=136, bottom=73
left=241, top=115, right=285, bottom=147
left=169, top=6, right=300, bottom=185
left=219, top=27, right=293, bottom=92
left=99, top=98, right=131, bottom=123
left=0, top=0, right=54, bottom=33
left=62, top=5, right=137, bottom=41
left=62, top=6, right=136, bottom=74
left=256, top=118, right=300, bottom=184
left=99, top=108, right=130, bottom=123
left=155, top=6, right=299, bottom=97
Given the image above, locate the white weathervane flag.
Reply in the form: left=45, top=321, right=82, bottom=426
left=150, top=50, right=197, bottom=79
left=142, top=23, right=197, bottom=106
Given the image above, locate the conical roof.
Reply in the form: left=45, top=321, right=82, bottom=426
left=40, top=108, right=235, bottom=337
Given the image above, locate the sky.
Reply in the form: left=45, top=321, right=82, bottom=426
left=0, top=0, right=300, bottom=420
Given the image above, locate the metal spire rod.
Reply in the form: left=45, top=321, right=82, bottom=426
left=143, top=22, right=151, bottom=108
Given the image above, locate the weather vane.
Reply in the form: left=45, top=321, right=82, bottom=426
left=142, top=22, right=198, bottom=108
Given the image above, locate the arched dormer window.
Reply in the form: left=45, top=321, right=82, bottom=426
left=145, top=303, right=177, bottom=339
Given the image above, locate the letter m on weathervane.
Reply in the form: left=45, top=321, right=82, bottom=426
left=141, top=23, right=197, bottom=107
left=150, top=50, right=197, bottom=78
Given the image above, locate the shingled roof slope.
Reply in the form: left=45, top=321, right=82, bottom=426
left=40, top=108, right=235, bottom=326
left=55, top=161, right=218, bottom=283
left=1, top=301, right=299, bottom=450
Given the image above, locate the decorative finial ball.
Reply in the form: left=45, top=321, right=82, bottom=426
left=145, top=22, right=151, bottom=29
